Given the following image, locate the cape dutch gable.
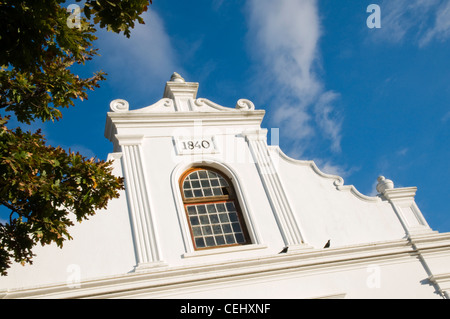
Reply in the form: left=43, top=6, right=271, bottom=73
left=1, top=73, right=450, bottom=299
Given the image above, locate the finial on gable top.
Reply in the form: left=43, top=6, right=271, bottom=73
left=376, top=176, right=394, bottom=194
left=170, top=72, right=185, bottom=83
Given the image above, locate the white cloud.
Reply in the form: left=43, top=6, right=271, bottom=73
left=246, top=0, right=343, bottom=155
left=0, top=214, right=8, bottom=225
left=314, top=91, right=342, bottom=153
left=96, top=10, right=183, bottom=99
left=247, top=0, right=321, bottom=104
left=368, top=179, right=380, bottom=197
left=313, top=158, right=359, bottom=180
left=396, top=148, right=409, bottom=157
left=374, top=0, right=450, bottom=46
left=420, top=1, right=450, bottom=46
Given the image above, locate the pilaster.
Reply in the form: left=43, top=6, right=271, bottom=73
left=117, top=135, right=166, bottom=270
left=376, top=176, right=433, bottom=237
left=243, top=129, right=308, bottom=250
left=376, top=176, right=449, bottom=298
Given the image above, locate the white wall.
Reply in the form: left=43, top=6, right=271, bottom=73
left=0, top=157, right=137, bottom=289
left=274, top=149, right=407, bottom=249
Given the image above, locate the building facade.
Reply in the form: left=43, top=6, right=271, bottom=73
left=1, top=73, right=450, bottom=299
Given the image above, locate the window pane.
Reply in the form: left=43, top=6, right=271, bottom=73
left=195, top=238, right=205, bottom=248
left=183, top=169, right=248, bottom=250
left=193, top=189, right=203, bottom=197
left=192, top=226, right=202, bottom=236
left=199, top=215, right=210, bottom=225
left=182, top=169, right=230, bottom=199
left=190, top=171, right=199, bottom=180
left=190, top=216, right=199, bottom=226
left=207, top=171, right=216, bottom=178
left=215, top=235, right=225, bottom=245
left=202, top=226, right=212, bottom=235
left=201, top=180, right=210, bottom=187
left=210, top=179, right=219, bottom=187
left=197, top=205, right=206, bottom=214
left=235, top=233, right=245, bottom=243
left=205, top=236, right=215, bottom=247
left=207, top=204, right=216, bottom=213
left=186, top=200, right=248, bottom=250
left=232, top=222, right=242, bottom=232
left=219, top=213, right=229, bottom=222
left=209, top=214, right=219, bottom=224
left=225, top=234, right=235, bottom=244
left=226, top=202, right=235, bottom=211
left=212, top=224, right=222, bottom=234
left=229, top=212, right=238, bottom=222
left=187, top=206, right=197, bottom=215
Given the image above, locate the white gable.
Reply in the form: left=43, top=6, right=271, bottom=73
left=1, top=73, right=450, bottom=299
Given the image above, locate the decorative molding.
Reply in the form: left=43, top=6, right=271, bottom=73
left=2, top=238, right=420, bottom=299
left=108, top=97, right=257, bottom=116
left=242, top=128, right=267, bottom=141
left=243, top=130, right=307, bottom=247
left=193, top=98, right=231, bottom=111
left=106, top=152, right=123, bottom=162
left=381, top=185, right=432, bottom=236
left=382, top=187, right=418, bottom=201
left=273, top=146, right=381, bottom=203
left=192, top=98, right=257, bottom=112
left=182, top=244, right=268, bottom=258
left=126, top=98, right=175, bottom=113
left=115, top=134, right=144, bottom=146
left=134, top=261, right=168, bottom=273
left=235, top=99, right=255, bottom=110
left=121, top=143, right=163, bottom=266
left=110, top=99, right=129, bottom=113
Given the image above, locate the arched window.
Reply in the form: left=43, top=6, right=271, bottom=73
left=180, top=167, right=251, bottom=250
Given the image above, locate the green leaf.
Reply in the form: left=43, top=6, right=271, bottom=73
left=0, top=0, right=143, bottom=277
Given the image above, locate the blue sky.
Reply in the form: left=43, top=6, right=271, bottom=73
left=3, top=0, right=450, bottom=233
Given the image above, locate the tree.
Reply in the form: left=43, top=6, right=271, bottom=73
left=0, top=0, right=152, bottom=275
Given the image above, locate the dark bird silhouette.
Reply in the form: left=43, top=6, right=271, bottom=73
left=323, top=240, right=330, bottom=248
left=278, top=246, right=288, bottom=254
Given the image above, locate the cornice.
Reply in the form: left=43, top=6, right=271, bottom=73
left=105, top=110, right=266, bottom=143
left=383, top=187, right=418, bottom=201
left=2, top=238, right=423, bottom=299
left=273, top=146, right=381, bottom=203
left=107, top=109, right=265, bottom=123
left=104, top=72, right=265, bottom=143
left=409, top=232, right=450, bottom=252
